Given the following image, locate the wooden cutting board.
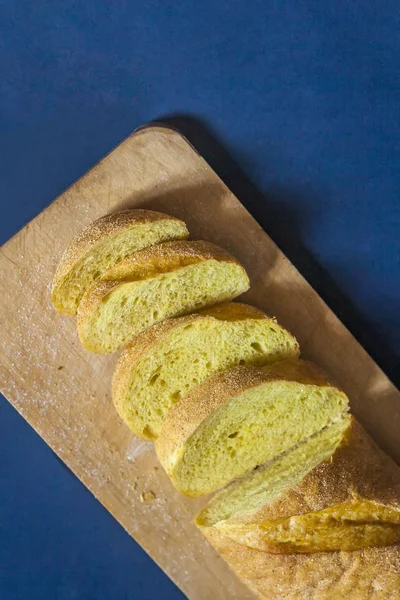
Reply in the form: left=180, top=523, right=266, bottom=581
left=1, top=125, right=399, bottom=600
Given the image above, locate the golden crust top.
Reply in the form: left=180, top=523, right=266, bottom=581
left=52, top=209, right=187, bottom=293
left=100, top=240, right=244, bottom=282
left=198, top=417, right=400, bottom=594
left=112, top=314, right=202, bottom=418
left=204, top=526, right=400, bottom=600
left=156, top=360, right=343, bottom=473
left=77, top=241, right=249, bottom=332
left=197, top=302, right=269, bottom=321
left=241, top=418, right=400, bottom=525
left=112, top=302, right=297, bottom=422
left=112, top=303, right=270, bottom=414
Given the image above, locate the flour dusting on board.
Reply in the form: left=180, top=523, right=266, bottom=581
left=126, top=438, right=153, bottom=462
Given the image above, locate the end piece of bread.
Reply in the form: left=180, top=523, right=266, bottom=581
left=196, top=418, right=400, bottom=598
left=204, top=528, right=400, bottom=600
left=112, top=302, right=300, bottom=440
left=52, top=209, right=189, bottom=315
left=77, top=241, right=250, bottom=353
left=155, top=359, right=349, bottom=497
left=198, top=418, right=400, bottom=552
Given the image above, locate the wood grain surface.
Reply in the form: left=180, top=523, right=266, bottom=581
left=1, top=125, right=399, bottom=600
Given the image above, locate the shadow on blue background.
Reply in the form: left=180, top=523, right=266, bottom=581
left=1, top=1, right=399, bottom=599
left=161, top=114, right=400, bottom=387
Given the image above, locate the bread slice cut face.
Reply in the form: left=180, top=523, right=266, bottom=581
left=77, top=241, right=250, bottom=353
left=156, top=359, right=349, bottom=496
left=196, top=417, right=400, bottom=554
left=112, top=303, right=299, bottom=440
left=52, top=209, right=189, bottom=315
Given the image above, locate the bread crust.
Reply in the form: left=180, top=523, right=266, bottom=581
left=198, top=302, right=271, bottom=321
left=155, top=360, right=345, bottom=477
left=52, top=209, right=188, bottom=313
left=76, top=241, right=250, bottom=352
left=198, top=419, right=400, bottom=598
left=112, top=313, right=204, bottom=422
left=233, top=418, right=400, bottom=525
left=112, top=303, right=271, bottom=419
left=100, top=239, right=244, bottom=281
left=112, top=302, right=299, bottom=436
left=203, top=527, right=400, bottom=600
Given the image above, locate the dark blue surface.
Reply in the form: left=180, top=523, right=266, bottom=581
left=1, top=2, right=399, bottom=599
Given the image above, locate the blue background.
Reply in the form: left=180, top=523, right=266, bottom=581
left=1, top=2, right=399, bottom=599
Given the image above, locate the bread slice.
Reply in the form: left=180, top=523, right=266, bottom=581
left=52, top=209, right=189, bottom=315
left=196, top=418, right=400, bottom=598
left=112, top=303, right=300, bottom=440
left=155, top=359, right=349, bottom=496
left=197, top=418, right=400, bottom=552
left=77, top=241, right=250, bottom=353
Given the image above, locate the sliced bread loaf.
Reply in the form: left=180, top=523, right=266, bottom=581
left=196, top=418, right=400, bottom=598
left=77, top=241, right=250, bottom=353
left=112, top=303, right=299, bottom=440
left=155, top=359, right=349, bottom=496
left=52, top=209, right=189, bottom=315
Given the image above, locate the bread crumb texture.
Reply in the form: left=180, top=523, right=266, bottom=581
left=197, top=418, right=400, bottom=598
left=156, top=359, right=349, bottom=496
left=52, top=209, right=189, bottom=315
left=77, top=241, right=250, bottom=353
left=112, top=302, right=299, bottom=440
